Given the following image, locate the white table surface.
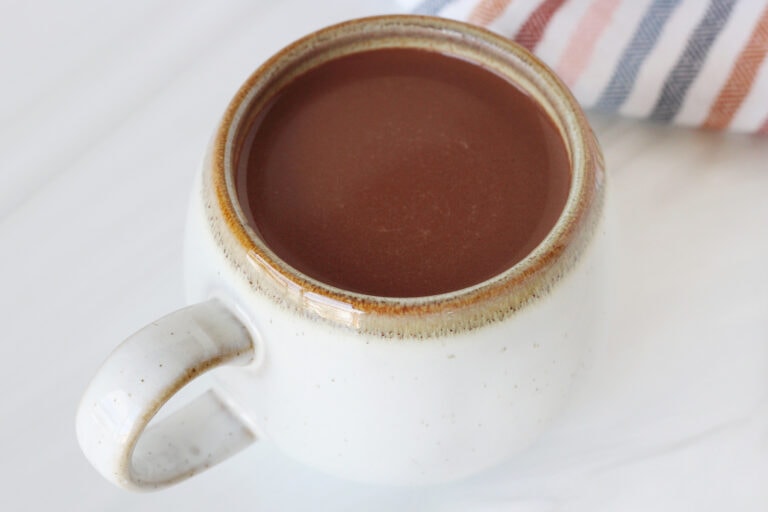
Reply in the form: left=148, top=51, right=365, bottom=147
left=2, top=0, right=767, bottom=510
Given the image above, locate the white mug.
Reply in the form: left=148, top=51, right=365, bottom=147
left=76, top=15, right=606, bottom=491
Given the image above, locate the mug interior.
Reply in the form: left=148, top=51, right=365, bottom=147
left=207, top=15, right=604, bottom=338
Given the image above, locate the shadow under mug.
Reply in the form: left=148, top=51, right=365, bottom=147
left=76, top=15, right=605, bottom=491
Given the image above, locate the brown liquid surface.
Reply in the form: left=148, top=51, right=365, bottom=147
left=237, top=48, right=570, bottom=297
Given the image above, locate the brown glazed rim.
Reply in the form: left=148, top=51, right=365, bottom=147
left=205, top=15, right=605, bottom=339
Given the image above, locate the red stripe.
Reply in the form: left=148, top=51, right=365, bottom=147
left=513, top=0, right=567, bottom=51
left=468, top=0, right=514, bottom=27
left=703, top=5, right=768, bottom=130
left=556, top=0, right=621, bottom=87
left=760, top=116, right=768, bottom=134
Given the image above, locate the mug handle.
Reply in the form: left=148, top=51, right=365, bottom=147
left=76, top=299, right=256, bottom=491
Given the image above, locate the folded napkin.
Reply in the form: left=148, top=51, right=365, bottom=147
left=402, top=0, right=768, bottom=133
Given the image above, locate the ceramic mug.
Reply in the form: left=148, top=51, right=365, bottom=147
left=76, top=15, right=605, bottom=491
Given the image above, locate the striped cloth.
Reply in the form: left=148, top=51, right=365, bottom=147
left=402, top=0, right=768, bottom=133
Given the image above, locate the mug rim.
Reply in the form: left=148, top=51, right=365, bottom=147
left=204, top=15, right=604, bottom=338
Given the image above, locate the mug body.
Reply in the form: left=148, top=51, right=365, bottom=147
left=183, top=15, right=606, bottom=485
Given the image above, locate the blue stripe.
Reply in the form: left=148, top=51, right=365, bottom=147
left=650, top=0, right=738, bottom=122
left=594, top=0, right=682, bottom=113
left=412, top=0, right=455, bottom=15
